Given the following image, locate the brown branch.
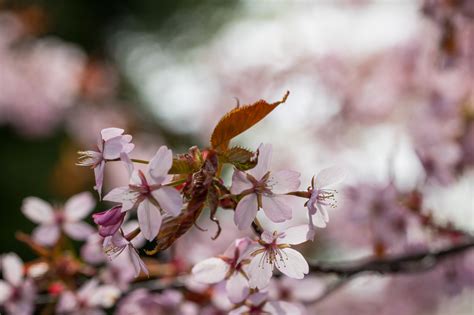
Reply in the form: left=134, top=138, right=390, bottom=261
left=309, top=240, right=474, bottom=277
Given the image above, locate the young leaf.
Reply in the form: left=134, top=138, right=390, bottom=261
left=210, top=91, right=290, bottom=151
left=219, top=146, right=257, bottom=171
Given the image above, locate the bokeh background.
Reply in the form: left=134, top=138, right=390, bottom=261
left=0, top=0, right=473, bottom=314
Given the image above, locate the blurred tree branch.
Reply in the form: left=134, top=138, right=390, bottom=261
left=309, top=240, right=474, bottom=277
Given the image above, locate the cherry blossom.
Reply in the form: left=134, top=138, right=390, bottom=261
left=77, top=128, right=135, bottom=198
left=103, top=145, right=183, bottom=241
left=247, top=225, right=309, bottom=290
left=103, top=231, right=148, bottom=277
left=0, top=253, right=36, bottom=315
left=56, top=279, right=120, bottom=315
left=231, top=144, right=301, bottom=230
left=229, top=292, right=301, bottom=315
left=306, top=167, right=345, bottom=240
left=92, top=205, right=125, bottom=237
left=192, top=237, right=252, bottom=303
left=21, top=192, right=96, bottom=246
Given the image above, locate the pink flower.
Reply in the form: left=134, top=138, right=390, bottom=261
left=0, top=253, right=36, bottom=315
left=103, top=146, right=183, bottom=241
left=56, top=279, right=120, bottom=315
left=103, top=231, right=148, bottom=277
left=93, top=205, right=125, bottom=237
left=247, top=225, right=309, bottom=290
left=77, top=128, right=135, bottom=198
left=192, top=237, right=252, bottom=303
left=231, top=144, right=300, bottom=230
left=21, top=192, right=96, bottom=246
left=306, top=167, right=345, bottom=240
left=229, top=292, right=301, bottom=315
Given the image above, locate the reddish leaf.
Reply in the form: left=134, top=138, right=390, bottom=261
left=210, top=91, right=290, bottom=151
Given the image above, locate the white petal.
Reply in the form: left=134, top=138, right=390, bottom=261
left=226, top=272, right=249, bottom=304
left=21, top=197, right=54, bottom=224
left=56, top=291, right=78, bottom=312
left=317, top=204, right=330, bottom=223
left=261, top=195, right=292, bottom=223
left=312, top=208, right=328, bottom=228
left=93, top=161, right=105, bottom=199
left=248, top=253, right=273, bottom=289
left=269, top=170, right=300, bottom=194
left=249, top=143, right=272, bottom=180
left=0, top=280, right=12, bottom=303
left=315, top=166, right=346, bottom=189
left=234, top=193, right=259, bottom=230
left=137, top=200, right=162, bottom=241
left=101, top=128, right=124, bottom=141
left=280, top=225, right=309, bottom=245
left=148, top=146, right=173, bottom=183
left=191, top=257, right=229, bottom=284
left=230, top=170, right=253, bottom=195
left=64, top=192, right=95, bottom=221
left=275, top=248, right=308, bottom=279
left=152, top=187, right=182, bottom=217
left=32, top=224, right=60, bottom=246
left=2, top=253, right=23, bottom=286
left=90, top=285, right=121, bottom=307
left=120, top=152, right=134, bottom=176
left=128, top=246, right=149, bottom=277
left=103, top=187, right=135, bottom=211
left=63, top=222, right=95, bottom=240
left=265, top=301, right=301, bottom=315
left=103, top=137, right=125, bottom=159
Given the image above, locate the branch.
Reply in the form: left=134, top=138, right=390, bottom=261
left=309, top=240, right=474, bottom=277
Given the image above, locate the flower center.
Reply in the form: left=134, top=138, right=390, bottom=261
left=316, top=188, right=338, bottom=208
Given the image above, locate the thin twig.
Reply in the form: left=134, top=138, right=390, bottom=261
left=309, top=240, right=474, bottom=277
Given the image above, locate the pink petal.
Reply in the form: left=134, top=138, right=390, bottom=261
left=120, top=152, right=134, bottom=176
left=269, top=170, right=301, bottom=194
left=93, top=161, right=105, bottom=199
left=318, top=204, right=330, bottom=222
left=315, top=166, right=346, bottom=189
left=64, top=192, right=96, bottom=221
left=63, top=222, right=95, bottom=240
left=307, top=214, right=317, bottom=241
left=275, top=248, right=308, bottom=279
left=249, top=143, right=272, bottom=180
left=56, top=291, right=77, bottom=312
left=21, top=197, right=54, bottom=224
left=148, top=146, right=173, bottom=183
left=265, top=301, right=301, bottom=315
left=226, top=272, right=249, bottom=304
left=312, top=210, right=328, bottom=228
left=261, top=195, right=292, bottom=223
left=137, top=200, right=162, bottom=241
left=230, top=170, right=253, bottom=194
left=152, top=187, right=182, bottom=217
left=248, top=292, right=268, bottom=305
left=280, top=225, right=309, bottom=245
left=248, top=253, right=273, bottom=289
left=261, top=231, right=275, bottom=244
left=102, top=136, right=126, bottom=159
left=234, top=193, right=258, bottom=230
left=32, top=224, right=60, bottom=246
left=103, top=187, right=135, bottom=211
left=128, top=246, right=149, bottom=277
left=191, top=257, right=229, bottom=284
left=0, top=280, right=12, bottom=303
left=101, top=128, right=124, bottom=141
left=2, top=253, right=23, bottom=286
